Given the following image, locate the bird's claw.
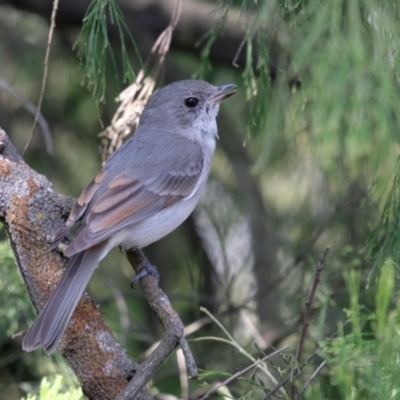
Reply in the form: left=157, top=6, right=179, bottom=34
left=130, top=257, right=160, bottom=288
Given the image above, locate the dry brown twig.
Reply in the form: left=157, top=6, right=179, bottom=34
left=116, top=249, right=198, bottom=400
left=264, top=320, right=348, bottom=400
left=0, top=79, right=53, bottom=154
left=199, top=346, right=289, bottom=400
left=99, top=0, right=182, bottom=164
left=290, top=246, right=330, bottom=399
left=143, top=316, right=212, bottom=358
left=23, top=0, right=58, bottom=155
left=263, top=352, right=319, bottom=400
left=300, top=360, right=326, bottom=394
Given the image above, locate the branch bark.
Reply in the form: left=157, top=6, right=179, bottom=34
left=116, top=250, right=198, bottom=400
left=0, top=128, right=152, bottom=400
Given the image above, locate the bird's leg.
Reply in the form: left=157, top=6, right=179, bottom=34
left=130, top=249, right=160, bottom=288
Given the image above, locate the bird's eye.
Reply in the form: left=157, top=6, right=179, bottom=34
left=184, top=97, right=199, bottom=108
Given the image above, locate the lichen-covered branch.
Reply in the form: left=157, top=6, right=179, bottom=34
left=0, top=128, right=152, bottom=400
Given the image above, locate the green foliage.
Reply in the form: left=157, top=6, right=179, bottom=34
left=195, top=308, right=287, bottom=398
left=247, top=32, right=272, bottom=139
left=0, top=235, right=79, bottom=395
left=74, top=0, right=139, bottom=103
left=241, top=0, right=400, bottom=186
left=21, top=376, right=83, bottom=400
left=194, top=4, right=230, bottom=79
left=322, top=262, right=400, bottom=400
left=0, top=239, right=35, bottom=347
left=193, top=262, right=400, bottom=399
left=368, top=161, right=400, bottom=277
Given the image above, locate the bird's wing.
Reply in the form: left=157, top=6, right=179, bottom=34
left=48, top=169, right=109, bottom=251
left=63, top=137, right=204, bottom=256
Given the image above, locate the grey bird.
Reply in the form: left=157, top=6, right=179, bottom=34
left=22, top=79, right=236, bottom=353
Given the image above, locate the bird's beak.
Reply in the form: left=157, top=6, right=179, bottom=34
left=208, top=84, right=237, bottom=104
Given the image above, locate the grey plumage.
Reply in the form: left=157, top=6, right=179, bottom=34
left=23, top=249, right=102, bottom=353
left=22, top=79, right=236, bottom=353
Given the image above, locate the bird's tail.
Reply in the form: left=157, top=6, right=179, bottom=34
left=22, top=247, right=102, bottom=354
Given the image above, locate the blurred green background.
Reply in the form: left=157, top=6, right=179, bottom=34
left=1, top=0, right=400, bottom=399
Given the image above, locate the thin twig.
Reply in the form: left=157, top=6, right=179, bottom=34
left=0, top=80, right=53, bottom=154
left=176, top=349, right=189, bottom=400
left=199, top=346, right=289, bottom=400
left=300, top=360, right=326, bottom=394
left=116, top=249, right=198, bottom=400
left=263, top=353, right=319, bottom=400
left=295, top=247, right=330, bottom=362
left=232, top=12, right=258, bottom=68
left=143, top=316, right=211, bottom=358
left=290, top=246, right=330, bottom=398
left=23, top=0, right=59, bottom=155
left=264, top=321, right=348, bottom=400
left=179, top=336, right=198, bottom=378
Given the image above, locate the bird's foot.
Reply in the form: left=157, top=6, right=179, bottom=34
left=130, top=250, right=160, bottom=288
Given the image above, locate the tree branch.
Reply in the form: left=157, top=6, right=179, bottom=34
left=117, top=250, right=198, bottom=400
left=290, top=246, right=330, bottom=399
left=0, top=128, right=152, bottom=400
